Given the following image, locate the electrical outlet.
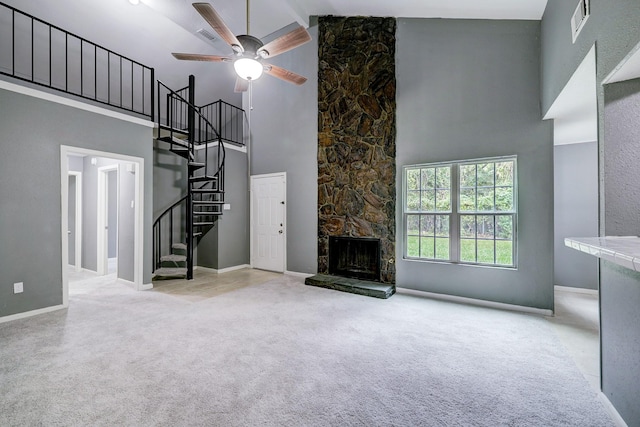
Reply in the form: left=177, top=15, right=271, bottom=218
left=13, top=282, right=23, bottom=294
left=223, top=203, right=231, bottom=211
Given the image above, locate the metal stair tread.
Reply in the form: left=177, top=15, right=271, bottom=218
left=172, top=243, right=187, bottom=251
left=193, top=211, right=223, bottom=216
left=153, top=267, right=187, bottom=280
left=160, top=254, right=187, bottom=262
left=194, top=222, right=215, bottom=226
left=191, top=188, right=222, bottom=193
left=189, top=175, right=218, bottom=183
left=157, top=124, right=189, bottom=136
left=192, top=200, right=225, bottom=205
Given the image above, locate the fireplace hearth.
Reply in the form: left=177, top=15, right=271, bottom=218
left=329, top=236, right=381, bottom=281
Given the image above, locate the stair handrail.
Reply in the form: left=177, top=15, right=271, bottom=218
left=152, top=195, right=187, bottom=272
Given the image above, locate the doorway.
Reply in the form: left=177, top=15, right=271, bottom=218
left=61, top=146, right=145, bottom=307
left=98, top=165, right=119, bottom=276
left=250, top=172, right=286, bottom=272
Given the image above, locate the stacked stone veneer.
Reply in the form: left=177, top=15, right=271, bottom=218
left=317, top=16, right=396, bottom=283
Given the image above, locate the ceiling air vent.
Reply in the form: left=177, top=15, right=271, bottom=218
left=196, top=28, right=217, bottom=42
left=571, top=0, right=590, bottom=43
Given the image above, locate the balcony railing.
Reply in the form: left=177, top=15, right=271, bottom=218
left=0, top=2, right=154, bottom=120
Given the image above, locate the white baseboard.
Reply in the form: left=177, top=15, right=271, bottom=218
left=141, top=283, right=154, bottom=290
left=0, top=304, right=67, bottom=324
left=195, top=264, right=251, bottom=274
left=599, top=392, right=628, bottom=427
left=554, top=285, right=599, bottom=295
left=285, top=270, right=314, bottom=278
left=396, top=287, right=554, bottom=317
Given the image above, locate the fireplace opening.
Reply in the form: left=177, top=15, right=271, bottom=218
left=329, top=236, right=381, bottom=282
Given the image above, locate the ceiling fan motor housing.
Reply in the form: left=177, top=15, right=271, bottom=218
left=236, top=35, right=264, bottom=58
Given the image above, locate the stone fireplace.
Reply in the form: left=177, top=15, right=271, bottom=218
left=316, top=16, right=397, bottom=285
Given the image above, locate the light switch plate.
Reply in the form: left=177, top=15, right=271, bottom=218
left=223, top=203, right=231, bottom=211
left=14, top=282, right=23, bottom=294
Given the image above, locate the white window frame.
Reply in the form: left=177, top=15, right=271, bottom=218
left=403, top=156, right=518, bottom=269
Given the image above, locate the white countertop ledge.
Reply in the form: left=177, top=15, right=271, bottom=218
left=565, top=236, right=640, bottom=272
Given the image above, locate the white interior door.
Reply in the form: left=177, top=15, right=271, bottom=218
left=251, top=173, right=286, bottom=272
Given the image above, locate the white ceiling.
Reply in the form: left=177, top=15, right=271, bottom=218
left=141, top=0, right=550, bottom=51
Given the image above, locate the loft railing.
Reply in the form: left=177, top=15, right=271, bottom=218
left=199, top=99, right=245, bottom=146
left=0, top=2, right=154, bottom=119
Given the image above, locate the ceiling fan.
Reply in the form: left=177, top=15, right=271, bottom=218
left=172, top=1, right=311, bottom=92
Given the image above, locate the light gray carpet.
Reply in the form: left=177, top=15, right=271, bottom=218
left=0, top=275, right=614, bottom=426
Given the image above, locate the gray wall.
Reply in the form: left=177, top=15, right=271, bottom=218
left=196, top=148, right=249, bottom=270
left=395, top=19, right=554, bottom=310
left=0, top=87, right=153, bottom=318
left=249, top=25, right=319, bottom=274
left=542, top=2, right=640, bottom=424
left=553, top=142, right=598, bottom=290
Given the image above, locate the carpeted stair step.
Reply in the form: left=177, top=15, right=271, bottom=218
left=152, top=267, right=187, bottom=280
left=172, top=243, right=187, bottom=256
left=160, top=254, right=187, bottom=268
left=305, top=274, right=395, bottom=299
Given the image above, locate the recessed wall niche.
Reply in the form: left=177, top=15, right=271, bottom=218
left=317, top=16, right=397, bottom=283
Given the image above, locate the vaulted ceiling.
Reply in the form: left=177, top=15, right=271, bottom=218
left=2, top=0, right=549, bottom=105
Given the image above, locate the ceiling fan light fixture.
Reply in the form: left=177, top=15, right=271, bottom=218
left=234, top=57, right=263, bottom=81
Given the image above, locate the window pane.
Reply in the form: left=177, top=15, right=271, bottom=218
left=495, top=161, right=514, bottom=186
left=436, top=189, right=451, bottom=211
left=407, top=169, right=420, bottom=190
left=435, top=215, right=449, bottom=237
left=420, top=215, right=435, bottom=236
left=407, top=190, right=420, bottom=211
left=496, top=215, right=513, bottom=240
left=407, top=215, right=419, bottom=235
left=436, top=167, right=450, bottom=189
left=421, top=190, right=436, bottom=211
left=496, top=240, right=513, bottom=265
left=421, top=168, right=435, bottom=190
left=460, top=215, right=476, bottom=238
left=460, top=188, right=476, bottom=212
left=478, top=215, right=495, bottom=239
left=495, top=187, right=513, bottom=212
left=420, top=237, right=435, bottom=259
left=407, top=235, right=419, bottom=257
left=460, top=239, right=476, bottom=262
left=477, top=188, right=495, bottom=211
left=435, top=237, right=449, bottom=260
left=460, top=164, right=476, bottom=187
left=477, top=240, right=495, bottom=264
left=477, top=163, right=494, bottom=186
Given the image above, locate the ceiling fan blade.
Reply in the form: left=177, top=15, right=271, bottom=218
left=192, top=2, right=243, bottom=53
left=172, top=53, right=231, bottom=62
left=264, top=64, right=307, bottom=85
left=234, top=77, right=249, bottom=93
left=258, top=26, right=311, bottom=59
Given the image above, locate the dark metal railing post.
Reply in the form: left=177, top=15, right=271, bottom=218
left=150, top=68, right=155, bottom=122
left=186, top=75, right=196, bottom=280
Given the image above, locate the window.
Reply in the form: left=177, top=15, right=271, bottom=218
left=404, top=157, right=517, bottom=268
